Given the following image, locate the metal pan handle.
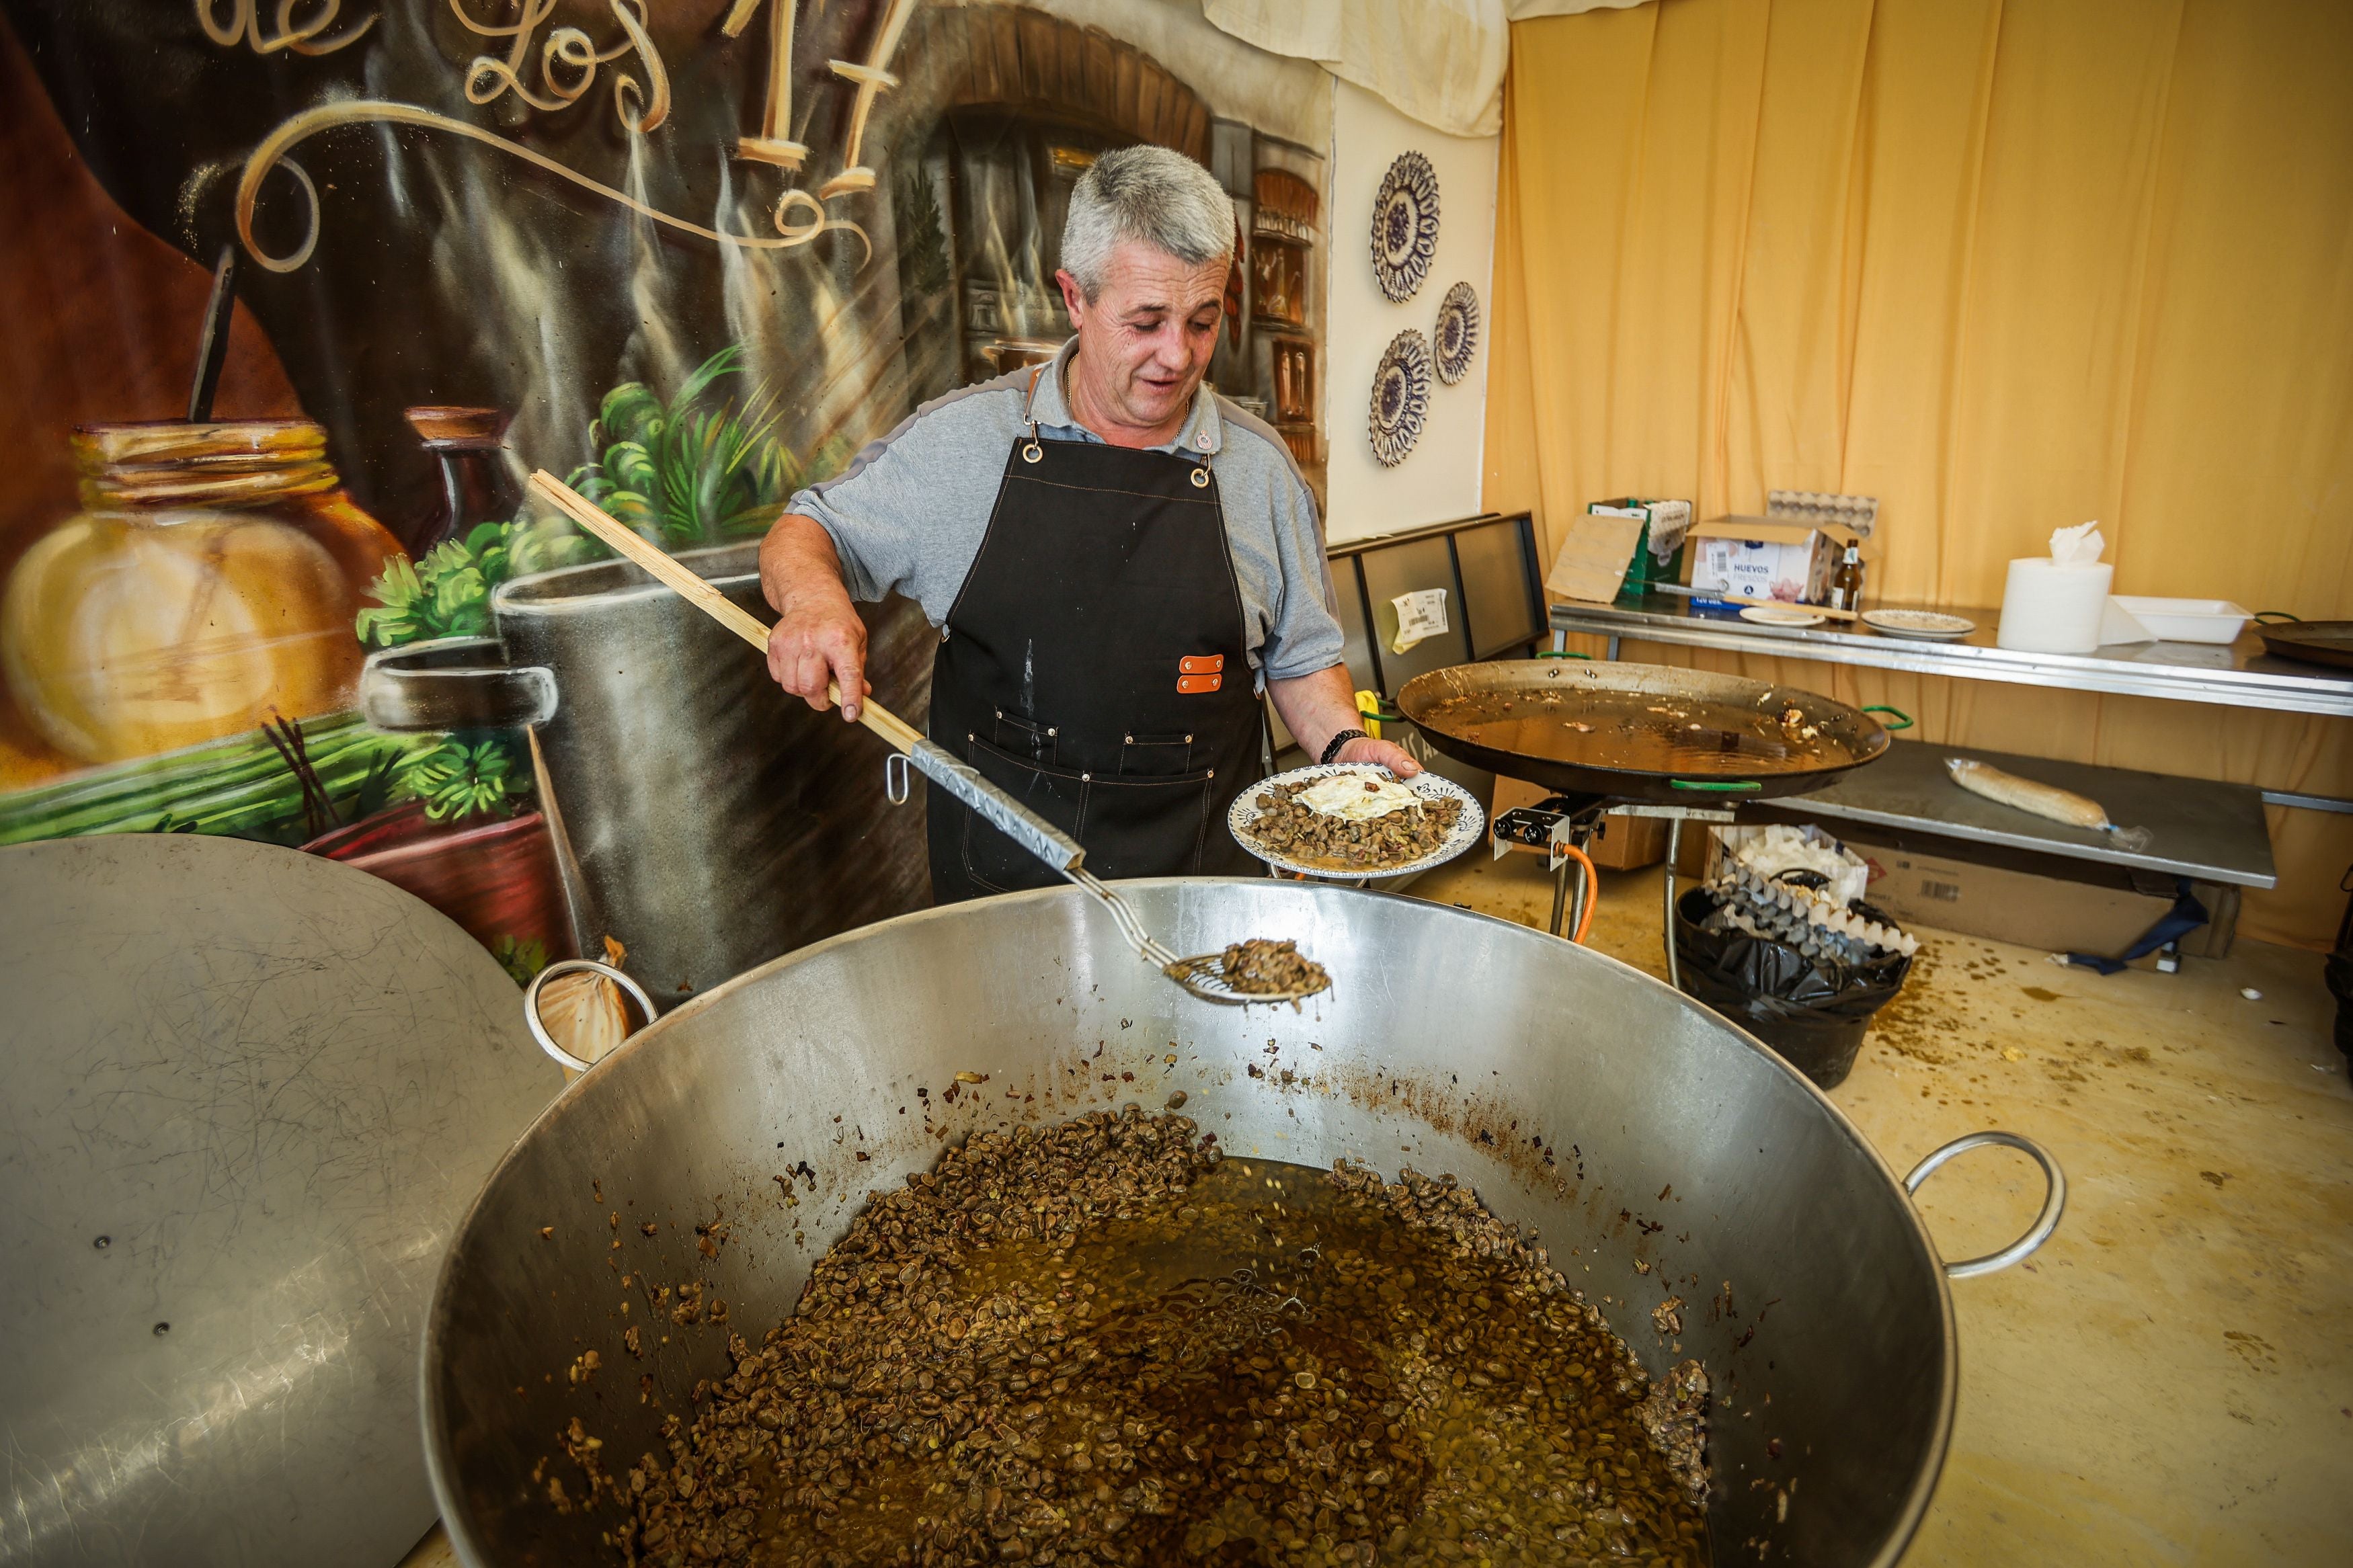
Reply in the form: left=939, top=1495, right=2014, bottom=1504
left=523, top=959, right=657, bottom=1073
left=358, top=636, right=558, bottom=732
left=1862, top=704, right=1915, bottom=731
left=2251, top=611, right=2301, bottom=624
left=1669, top=779, right=1761, bottom=793
left=1903, top=1130, right=2067, bottom=1279
left=907, top=738, right=1086, bottom=872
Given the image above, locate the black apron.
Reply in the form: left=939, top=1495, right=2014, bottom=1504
left=926, top=374, right=1264, bottom=903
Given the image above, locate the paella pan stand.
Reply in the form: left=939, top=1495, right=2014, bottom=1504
left=1396, top=658, right=1907, bottom=988
left=1493, top=794, right=1741, bottom=976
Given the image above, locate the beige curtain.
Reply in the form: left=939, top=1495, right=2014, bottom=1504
left=1486, top=0, right=2353, bottom=949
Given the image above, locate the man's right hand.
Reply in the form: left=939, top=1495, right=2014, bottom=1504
left=760, top=514, right=870, bottom=723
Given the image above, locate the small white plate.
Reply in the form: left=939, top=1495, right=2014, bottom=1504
left=1863, top=608, right=1977, bottom=642
left=1229, top=763, right=1484, bottom=880
left=1739, top=605, right=1826, bottom=628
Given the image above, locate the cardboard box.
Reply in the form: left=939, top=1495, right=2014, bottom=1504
left=1687, top=516, right=1857, bottom=606
left=1546, top=499, right=1691, bottom=604
left=1589, top=811, right=1671, bottom=871
left=1842, top=837, right=2237, bottom=962
left=1488, top=776, right=1670, bottom=870
left=1546, top=511, right=1646, bottom=604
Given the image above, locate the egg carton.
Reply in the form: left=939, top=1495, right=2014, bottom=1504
left=1702, top=861, right=1919, bottom=964
left=1766, top=489, right=1880, bottom=538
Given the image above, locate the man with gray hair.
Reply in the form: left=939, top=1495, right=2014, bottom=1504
left=760, top=143, right=1415, bottom=903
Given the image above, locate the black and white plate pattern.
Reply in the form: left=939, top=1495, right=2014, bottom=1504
left=1228, top=763, right=1484, bottom=880
left=1368, top=329, right=1432, bottom=466
left=1434, top=281, right=1479, bottom=384
left=1370, top=151, right=1440, bottom=303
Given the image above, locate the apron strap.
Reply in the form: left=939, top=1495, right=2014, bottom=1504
left=1019, top=365, right=1047, bottom=463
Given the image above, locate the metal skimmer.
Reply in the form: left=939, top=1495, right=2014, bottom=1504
left=528, top=472, right=1328, bottom=1007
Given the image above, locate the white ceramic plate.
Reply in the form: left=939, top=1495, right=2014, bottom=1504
left=1739, top=605, right=1826, bottom=628
left=1230, top=763, right=1484, bottom=880
left=1863, top=608, right=1977, bottom=641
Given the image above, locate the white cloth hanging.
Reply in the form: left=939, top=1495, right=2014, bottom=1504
left=1201, top=0, right=1652, bottom=138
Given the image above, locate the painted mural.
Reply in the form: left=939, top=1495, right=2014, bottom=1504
left=0, top=1, right=1330, bottom=1014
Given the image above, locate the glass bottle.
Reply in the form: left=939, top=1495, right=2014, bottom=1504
left=404, top=406, right=519, bottom=555
left=1829, top=542, right=1866, bottom=613
left=0, top=421, right=405, bottom=764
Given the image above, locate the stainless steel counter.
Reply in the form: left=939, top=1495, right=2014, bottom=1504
left=1771, top=738, right=2277, bottom=889
left=1550, top=595, right=2353, bottom=718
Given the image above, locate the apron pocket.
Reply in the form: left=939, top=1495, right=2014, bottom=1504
left=984, top=710, right=1059, bottom=766
left=961, top=737, right=1088, bottom=893
left=1117, top=731, right=1197, bottom=778
left=1078, top=768, right=1218, bottom=880
left=988, top=709, right=1059, bottom=765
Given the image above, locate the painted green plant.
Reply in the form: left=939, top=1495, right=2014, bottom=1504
left=569, top=344, right=801, bottom=548
left=490, top=935, right=549, bottom=987
left=397, top=736, right=526, bottom=822
left=0, top=714, right=422, bottom=848
left=356, top=345, right=856, bottom=654
left=356, top=519, right=601, bottom=649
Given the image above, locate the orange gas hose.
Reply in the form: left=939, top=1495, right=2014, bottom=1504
left=1560, top=843, right=1598, bottom=945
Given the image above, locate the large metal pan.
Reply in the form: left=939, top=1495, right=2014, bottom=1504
left=0, top=835, right=557, bottom=1568
left=2251, top=613, right=2353, bottom=671
left=423, top=880, right=2061, bottom=1568
left=1396, top=659, right=1896, bottom=802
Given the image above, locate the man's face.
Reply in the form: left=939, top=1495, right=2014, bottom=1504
left=1057, top=239, right=1229, bottom=436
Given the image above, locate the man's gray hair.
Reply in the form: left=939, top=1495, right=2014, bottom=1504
left=1060, top=145, right=1235, bottom=299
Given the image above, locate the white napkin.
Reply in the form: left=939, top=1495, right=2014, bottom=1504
left=2048, top=520, right=2105, bottom=566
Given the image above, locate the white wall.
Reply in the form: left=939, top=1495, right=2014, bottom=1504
left=1320, top=78, right=1499, bottom=545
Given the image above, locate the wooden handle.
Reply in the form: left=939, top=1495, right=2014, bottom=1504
left=526, top=470, right=924, bottom=753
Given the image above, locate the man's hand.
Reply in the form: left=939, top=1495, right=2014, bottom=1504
left=1334, top=734, right=1421, bottom=776
left=1265, top=663, right=1423, bottom=778
left=760, top=514, right=869, bottom=721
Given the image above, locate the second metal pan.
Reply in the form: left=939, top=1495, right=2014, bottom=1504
left=1396, top=658, right=1897, bottom=802
left=2252, top=614, right=2353, bottom=671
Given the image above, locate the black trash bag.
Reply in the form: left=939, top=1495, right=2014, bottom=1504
left=1673, top=887, right=1913, bottom=1089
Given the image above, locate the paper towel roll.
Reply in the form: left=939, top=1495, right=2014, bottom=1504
left=1997, top=559, right=2114, bottom=653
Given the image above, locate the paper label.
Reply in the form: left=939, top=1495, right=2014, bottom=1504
left=1389, top=587, right=1449, bottom=655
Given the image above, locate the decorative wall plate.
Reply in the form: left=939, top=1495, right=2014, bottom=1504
left=1368, top=329, right=1432, bottom=467
left=1370, top=151, right=1440, bottom=303
left=1433, top=281, right=1479, bottom=384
